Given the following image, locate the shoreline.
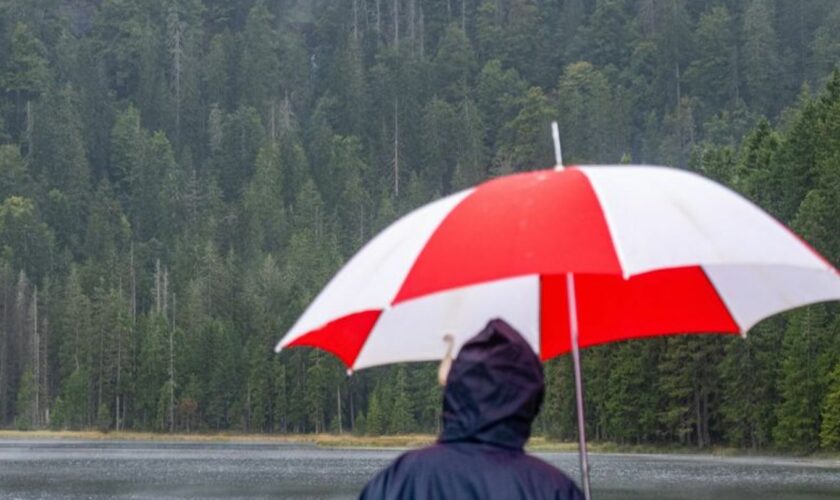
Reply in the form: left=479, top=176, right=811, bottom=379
left=1, top=430, right=838, bottom=461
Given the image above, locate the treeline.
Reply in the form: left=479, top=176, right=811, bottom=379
left=0, top=0, right=838, bottom=451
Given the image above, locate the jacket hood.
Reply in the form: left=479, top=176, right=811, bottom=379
left=439, top=319, right=544, bottom=450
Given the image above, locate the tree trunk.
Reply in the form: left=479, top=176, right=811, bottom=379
left=130, top=242, right=136, bottom=326
left=376, top=0, right=381, bottom=39
left=393, top=0, right=400, bottom=48
left=694, top=383, right=702, bottom=448
left=25, top=100, right=33, bottom=159
left=163, top=267, right=169, bottom=319
left=337, top=385, right=343, bottom=434
left=393, top=99, right=400, bottom=197
left=675, top=61, right=681, bottom=108
left=32, top=286, right=39, bottom=427
left=353, top=0, right=359, bottom=41
left=0, top=274, right=7, bottom=423
left=349, top=377, right=355, bottom=431
left=97, top=323, right=104, bottom=412
left=42, top=315, right=49, bottom=427
left=116, top=342, right=121, bottom=432
left=408, top=0, right=415, bottom=50
left=169, top=320, right=175, bottom=433
left=155, top=259, right=161, bottom=314
left=419, top=4, right=425, bottom=59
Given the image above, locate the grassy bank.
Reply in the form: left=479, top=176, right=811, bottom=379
left=0, top=430, right=437, bottom=448
left=1, top=430, right=838, bottom=460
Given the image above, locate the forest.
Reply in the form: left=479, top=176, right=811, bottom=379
left=0, top=0, right=839, bottom=452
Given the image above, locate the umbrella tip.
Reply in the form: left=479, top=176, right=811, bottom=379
left=552, top=121, right=563, bottom=170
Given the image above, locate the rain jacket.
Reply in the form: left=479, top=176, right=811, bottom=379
left=359, top=319, right=583, bottom=500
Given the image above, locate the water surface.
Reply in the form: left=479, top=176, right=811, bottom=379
left=1, top=439, right=838, bottom=499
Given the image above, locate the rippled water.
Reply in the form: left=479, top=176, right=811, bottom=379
left=1, top=439, right=839, bottom=499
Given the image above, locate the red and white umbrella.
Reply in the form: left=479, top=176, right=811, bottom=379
left=275, top=160, right=840, bottom=498
left=275, top=165, right=840, bottom=369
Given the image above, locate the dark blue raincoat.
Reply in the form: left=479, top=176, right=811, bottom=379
left=359, top=319, right=583, bottom=500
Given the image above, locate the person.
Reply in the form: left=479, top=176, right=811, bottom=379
left=359, top=318, right=584, bottom=499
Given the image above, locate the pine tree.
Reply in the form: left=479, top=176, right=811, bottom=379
left=0, top=145, right=30, bottom=200
left=685, top=6, right=737, bottom=120
left=605, top=342, right=661, bottom=444
left=213, top=106, right=265, bottom=201
left=774, top=305, right=831, bottom=451
left=743, top=0, right=783, bottom=114
left=495, top=86, right=554, bottom=171
left=451, top=98, right=486, bottom=190
left=541, top=357, right=576, bottom=441
left=819, top=361, right=840, bottom=449
left=14, top=367, right=36, bottom=430
left=0, top=196, right=53, bottom=284
left=556, top=62, right=629, bottom=163
left=31, top=86, right=89, bottom=253
left=475, top=59, right=526, bottom=151
left=242, top=143, right=287, bottom=257
left=240, top=1, right=280, bottom=118
left=420, top=98, right=458, bottom=192
left=388, top=366, right=415, bottom=434
left=59, top=366, right=90, bottom=429
left=433, top=24, right=476, bottom=102
left=1, top=22, right=48, bottom=141
left=719, top=322, right=781, bottom=449
left=366, top=384, right=388, bottom=435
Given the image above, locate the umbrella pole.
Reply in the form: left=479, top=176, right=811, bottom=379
left=567, top=272, right=592, bottom=500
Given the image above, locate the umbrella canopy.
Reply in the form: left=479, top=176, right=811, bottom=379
left=275, top=165, right=840, bottom=369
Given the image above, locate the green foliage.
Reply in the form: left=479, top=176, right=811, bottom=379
left=365, top=384, right=388, bottom=436
left=820, top=361, right=840, bottom=450
left=476, top=59, right=526, bottom=150
left=0, top=196, right=53, bottom=283
left=556, top=61, right=629, bottom=163
left=604, top=343, right=660, bottom=444
left=0, top=145, right=29, bottom=200
left=743, top=0, right=783, bottom=115
left=240, top=1, right=279, bottom=113
left=59, top=367, right=90, bottom=430
left=541, top=358, right=576, bottom=441
left=495, top=86, right=554, bottom=171
left=353, top=411, right=367, bottom=436
left=1, top=22, right=48, bottom=97
left=719, top=323, right=780, bottom=449
left=14, top=368, right=35, bottom=430
left=0, top=0, right=836, bottom=447
left=774, top=306, right=833, bottom=451
left=420, top=97, right=458, bottom=192
left=213, top=106, right=264, bottom=201
left=433, top=25, right=476, bottom=101
left=685, top=6, right=736, bottom=119
left=97, top=402, right=112, bottom=432
left=388, top=366, right=415, bottom=435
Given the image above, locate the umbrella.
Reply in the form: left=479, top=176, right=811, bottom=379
left=274, top=130, right=840, bottom=498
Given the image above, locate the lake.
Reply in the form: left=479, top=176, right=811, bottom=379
left=1, top=439, right=839, bottom=499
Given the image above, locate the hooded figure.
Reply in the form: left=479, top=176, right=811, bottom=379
left=359, top=319, right=583, bottom=500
